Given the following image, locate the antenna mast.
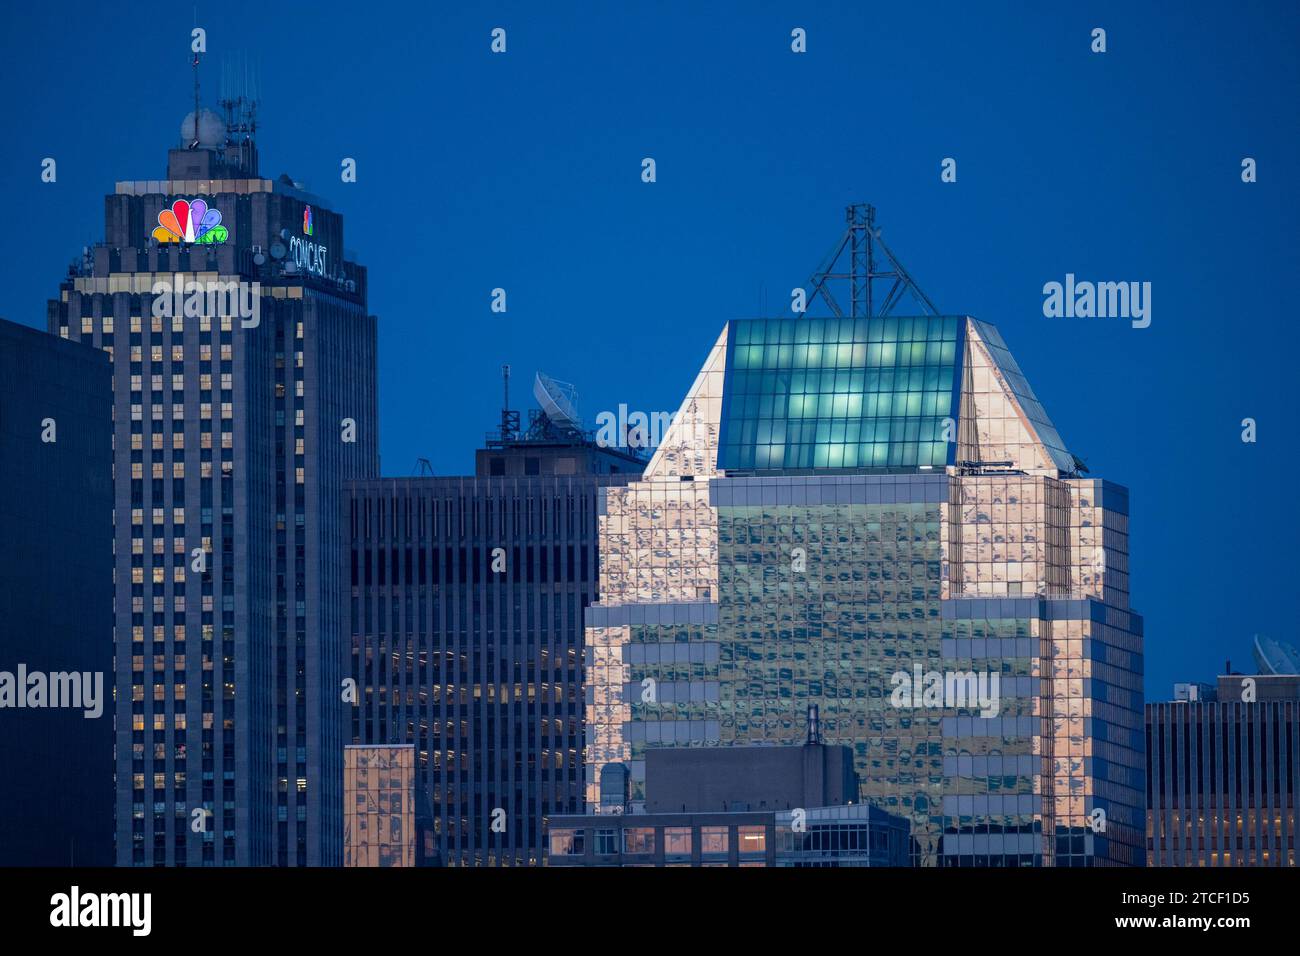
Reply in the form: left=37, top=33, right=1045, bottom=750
left=218, top=52, right=261, bottom=174
left=499, top=365, right=519, bottom=441
left=804, top=203, right=939, bottom=318
left=189, top=33, right=202, bottom=148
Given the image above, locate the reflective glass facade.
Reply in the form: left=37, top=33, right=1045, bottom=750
left=587, top=315, right=1145, bottom=866
left=344, top=745, right=416, bottom=867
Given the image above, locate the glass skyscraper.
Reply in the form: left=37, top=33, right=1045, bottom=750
left=47, top=107, right=378, bottom=866
left=586, top=315, right=1145, bottom=866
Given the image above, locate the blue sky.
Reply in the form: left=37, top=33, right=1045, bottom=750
left=2, top=1, right=1297, bottom=696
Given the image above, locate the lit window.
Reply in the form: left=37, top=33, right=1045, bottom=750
left=738, top=825, right=766, bottom=855
left=548, top=828, right=584, bottom=856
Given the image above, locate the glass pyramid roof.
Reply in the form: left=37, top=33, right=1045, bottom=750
left=715, top=315, right=1074, bottom=475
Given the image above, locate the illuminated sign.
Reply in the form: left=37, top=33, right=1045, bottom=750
left=303, top=204, right=313, bottom=236
left=289, top=233, right=328, bottom=277
left=152, top=198, right=227, bottom=244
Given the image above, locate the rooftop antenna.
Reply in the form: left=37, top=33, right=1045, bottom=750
left=499, top=365, right=520, bottom=441
left=188, top=17, right=202, bottom=149
left=218, top=51, right=260, bottom=174
left=804, top=203, right=939, bottom=318
left=219, top=51, right=260, bottom=135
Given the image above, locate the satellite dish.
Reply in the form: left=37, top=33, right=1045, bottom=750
left=534, top=372, right=581, bottom=430
left=180, top=109, right=227, bottom=149
left=253, top=252, right=266, bottom=265
left=1254, top=634, right=1300, bottom=675
left=269, top=242, right=286, bottom=259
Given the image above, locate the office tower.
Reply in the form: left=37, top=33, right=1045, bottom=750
left=47, top=102, right=378, bottom=866
left=1148, top=671, right=1300, bottom=866
left=344, top=744, right=424, bottom=867
left=0, top=318, right=114, bottom=865
left=586, top=296, right=1144, bottom=865
left=348, top=386, right=641, bottom=865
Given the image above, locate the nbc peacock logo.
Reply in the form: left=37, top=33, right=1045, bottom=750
left=303, top=204, right=313, bottom=236
left=152, top=198, right=228, bottom=245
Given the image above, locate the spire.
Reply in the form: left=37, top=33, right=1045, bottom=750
left=189, top=40, right=201, bottom=148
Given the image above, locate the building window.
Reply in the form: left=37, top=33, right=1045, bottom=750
left=738, top=825, right=766, bottom=855
left=663, top=827, right=692, bottom=858
left=525, top=457, right=540, bottom=476
left=489, top=457, right=505, bottom=476
left=622, top=827, right=655, bottom=855
left=548, top=828, right=584, bottom=857
left=700, top=826, right=729, bottom=856
left=594, top=829, right=618, bottom=856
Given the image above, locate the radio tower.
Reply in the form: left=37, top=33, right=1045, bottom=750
left=803, top=203, right=939, bottom=318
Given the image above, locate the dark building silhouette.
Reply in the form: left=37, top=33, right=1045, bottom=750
left=548, top=731, right=908, bottom=867
left=349, top=392, right=641, bottom=865
left=47, top=103, right=378, bottom=866
left=0, top=318, right=114, bottom=865
left=644, top=708, right=859, bottom=813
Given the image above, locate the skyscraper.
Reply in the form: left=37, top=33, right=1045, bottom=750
left=47, top=102, right=378, bottom=866
left=0, top=318, right=114, bottom=865
left=586, top=308, right=1145, bottom=865
left=349, top=390, right=640, bottom=865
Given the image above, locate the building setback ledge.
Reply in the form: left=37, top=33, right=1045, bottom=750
left=709, top=472, right=950, bottom=508
left=585, top=601, right=719, bottom=629
left=940, top=596, right=1106, bottom=622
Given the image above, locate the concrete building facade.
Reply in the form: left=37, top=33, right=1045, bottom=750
left=348, top=414, right=640, bottom=865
